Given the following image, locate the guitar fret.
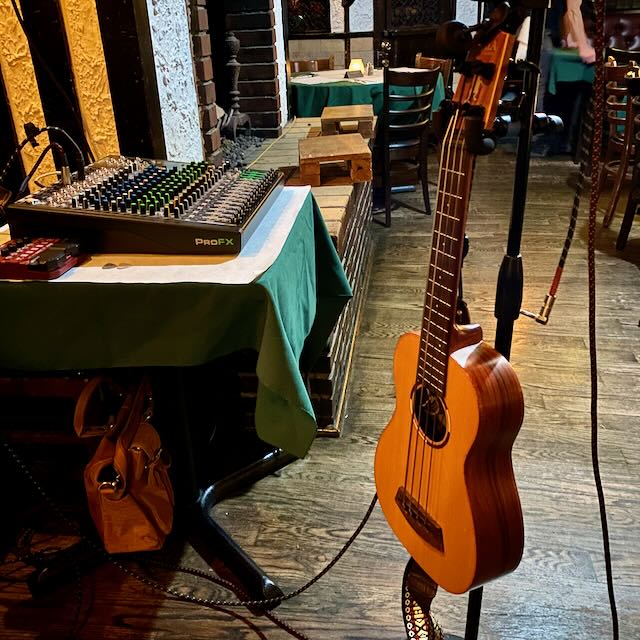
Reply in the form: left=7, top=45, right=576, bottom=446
left=423, top=351, right=447, bottom=375
left=436, top=212, right=458, bottom=221
left=427, top=278, right=453, bottom=293
left=428, top=308, right=449, bottom=322
left=418, top=366, right=445, bottom=387
left=428, top=296, right=451, bottom=308
left=433, top=265, right=455, bottom=277
left=437, top=232, right=459, bottom=242
left=433, top=247, right=456, bottom=260
left=427, top=343, right=448, bottom=357
left=441, top=191, right=463, bottom=200
left=424, top=318, right=449, bottom=344
left=441, top=168, right=464, bottom=176
left=420, top=341, right=447, bottom=361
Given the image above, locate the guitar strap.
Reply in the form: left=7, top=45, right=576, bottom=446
left=402, top=559, right=443, bottom=640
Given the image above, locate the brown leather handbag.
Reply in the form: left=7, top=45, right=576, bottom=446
left=75, top=376, right=174, bottom=553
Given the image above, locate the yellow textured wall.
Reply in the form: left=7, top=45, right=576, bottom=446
left=58, top=0, right=119, bottom=159
left=0, top=0, right=55, bottom=188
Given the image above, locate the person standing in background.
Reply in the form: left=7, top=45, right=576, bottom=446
left=535, top=0, right=595, bottom=152
left=563, top=0, right=596, bottom=63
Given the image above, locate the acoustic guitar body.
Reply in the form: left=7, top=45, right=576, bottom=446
left=374, top=328, right=524, bottom=594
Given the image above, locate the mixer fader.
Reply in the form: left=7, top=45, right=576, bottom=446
left=7, top=156, right=285, bottom=255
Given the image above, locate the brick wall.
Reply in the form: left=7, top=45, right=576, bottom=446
left=223, top=0, right=282, bottom=138
left=189, top=0, right=222, bottom=162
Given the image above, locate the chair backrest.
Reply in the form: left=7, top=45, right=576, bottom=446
left=289, top=59, right=318, bottom=73
left=315, top=57, right=334, bottom=71
left=604, top=58, right=639, bottom=141
left=289, top=57, right=334, bottom=74
left=383, top=67, right=440, bottom=143
left=414, top=53, right=452, bottom=88
left=605, top=48, right=640, bottom=66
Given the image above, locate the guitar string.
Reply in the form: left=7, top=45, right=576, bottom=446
left=404, top=107, right=458, bottom=502
left=417, top=105, right=459, bottom=512
left=415, top=107, right=460, bottom=511
left=423, top=106, right=468, bottom=514
left=414, top=104, right=464, bottom=512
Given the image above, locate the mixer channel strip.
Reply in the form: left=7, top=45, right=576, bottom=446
left=7, top=157, right=285, bottom=255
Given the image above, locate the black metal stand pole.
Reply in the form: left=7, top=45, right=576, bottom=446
left=494, top=5, right=547, bottom=359
left=465, top=4, right=548, bottom=638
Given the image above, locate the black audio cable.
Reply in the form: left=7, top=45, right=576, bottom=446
left=17, top=142, right=70, bottom=198
left=24, top=122, right=86, bottom=181
left=9, top=0, right=95, bottom=163
left=1, top=124, right=85, bottom=202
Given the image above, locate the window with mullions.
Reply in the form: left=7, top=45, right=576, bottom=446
left=287, top=0, right=331, bottom=35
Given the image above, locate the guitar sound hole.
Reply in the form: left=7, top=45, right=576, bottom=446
left=412, top=385, right=448, bottom=446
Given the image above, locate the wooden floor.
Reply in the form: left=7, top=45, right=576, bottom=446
left=1, top=151, right=639, bottom=639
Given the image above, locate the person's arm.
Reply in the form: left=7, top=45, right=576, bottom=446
left=563, top=0, right=596, bottom=63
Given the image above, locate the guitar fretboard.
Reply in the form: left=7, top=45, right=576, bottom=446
left=417, top=121, right=475, bottom=396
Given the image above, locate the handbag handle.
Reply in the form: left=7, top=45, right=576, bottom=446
left=74, top=376, right=112, bottom=438
left=74, top=376, right=148, bottom=440
left=112, top=376, right=153, bottom=494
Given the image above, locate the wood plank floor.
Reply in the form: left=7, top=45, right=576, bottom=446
left=1, top=150, right=639, bottom=639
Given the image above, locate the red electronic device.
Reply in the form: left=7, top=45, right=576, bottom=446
left=0, top=237, right=83, bottom=280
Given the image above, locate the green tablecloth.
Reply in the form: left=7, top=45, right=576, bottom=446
left=0, top=193, right=352, bottom=458
left=292, top=74, right=446, bottom=117
left=548, top=48, right=595, bottom=95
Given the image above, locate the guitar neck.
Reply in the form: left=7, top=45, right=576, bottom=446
left=417, top=122, right=475, bottom=396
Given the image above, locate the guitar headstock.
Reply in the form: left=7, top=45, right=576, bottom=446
left=436, top=3, right=523, bottom=139
left=453, top=29, right=517, bottom=130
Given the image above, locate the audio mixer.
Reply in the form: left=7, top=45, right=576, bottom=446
left=6, top=156, right=285, bottom=255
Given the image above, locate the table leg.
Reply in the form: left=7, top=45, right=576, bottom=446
left=27, top=367, right=295, bottom=608
left=191, top=447, right=295, bottom=606
left=162, top=367, right=292, bottom=607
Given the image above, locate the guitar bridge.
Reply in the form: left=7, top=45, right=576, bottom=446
left=395, top=487, right=444, bottom=552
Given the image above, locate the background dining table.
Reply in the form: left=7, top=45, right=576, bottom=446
left=290, top=68, right=446, bottom=118
left=546, top=48, right=595, bottom=96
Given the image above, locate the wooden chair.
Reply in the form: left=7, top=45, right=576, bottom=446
left=606, top=48, right=640, bottom=67
left=616, top=89, right=640, bottom=250
left=377, top=66, right=440, bottom=227
left=289, top=57, right=334, bottom=73
left=600, top=58, right=639, bottom=227
left=289, top=59, right=318, bottom=73
left=415, top=53, right=452, bottom=90
left=315, top=56, right=334, bottom=71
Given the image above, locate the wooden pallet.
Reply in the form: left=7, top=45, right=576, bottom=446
left=298, top=133, right=372, bottom=187
left=320, top=105, right=374, bottom=137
